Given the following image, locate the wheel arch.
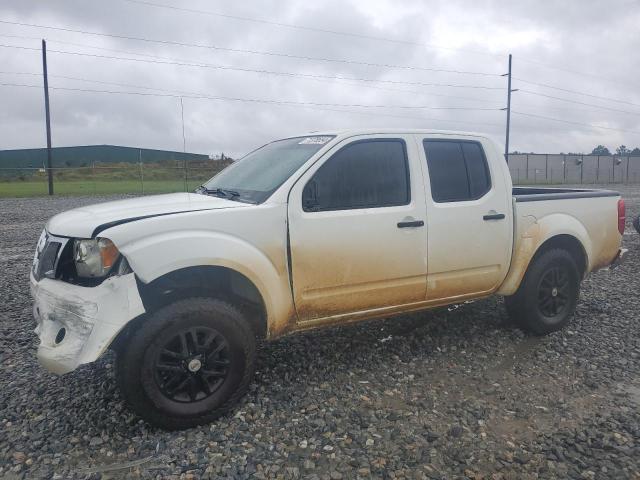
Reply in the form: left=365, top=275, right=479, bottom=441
left=530, top=234, right=587, bottom=278
left=498, top=213, right=591, bottom=296
left=110, top=265, right=269, bottom=354
left=107, top=229, right=296, bottom=338
left=140, top=265, right=268, bottom=337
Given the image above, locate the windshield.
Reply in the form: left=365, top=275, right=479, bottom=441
left=201, top=135, right=335, bottom=203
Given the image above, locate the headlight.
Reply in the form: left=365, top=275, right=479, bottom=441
left=74, top=238, right=120, bottom=278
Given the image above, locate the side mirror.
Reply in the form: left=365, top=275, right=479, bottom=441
left=302, top=181, right=319, bottom=211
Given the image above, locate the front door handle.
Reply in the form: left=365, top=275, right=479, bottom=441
left=397, top=220, right=425, bottom=228
left=483, top=213, right=505, bottom=221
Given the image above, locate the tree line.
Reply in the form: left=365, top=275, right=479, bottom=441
left=590, top=145, right=640, bottom=155
left=513, top=145, right=640, bottom=155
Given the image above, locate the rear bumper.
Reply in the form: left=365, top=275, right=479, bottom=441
left=608, top=248, right=627, bottom=270
left=30, top=272, right=145, bottom=374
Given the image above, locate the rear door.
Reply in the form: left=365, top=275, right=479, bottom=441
left=287, top=134, right=428, bottom=322
left=418, top=136, right=512, bottom=300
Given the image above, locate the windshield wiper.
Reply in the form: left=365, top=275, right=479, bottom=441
left=196, top=186, right=239, bottom=198
left=195, top=186, right=258, bottom=203
left=211, top=188, right=240, bottom=198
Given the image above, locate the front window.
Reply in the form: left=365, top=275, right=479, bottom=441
left=302, top=139, right=410, bottom=212
left=201, top=135, right=335, bottom=203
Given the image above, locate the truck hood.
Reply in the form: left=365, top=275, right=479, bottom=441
left=46, top=193, right=248, bottom=238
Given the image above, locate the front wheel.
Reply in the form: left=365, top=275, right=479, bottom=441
left=504, top=248, right=580, bottom=335
left=116, top=298, right=256, bottom=430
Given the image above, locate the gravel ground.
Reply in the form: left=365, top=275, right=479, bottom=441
left=1, top=186, right=639, bottom=480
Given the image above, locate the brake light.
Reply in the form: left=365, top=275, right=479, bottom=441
left=618, top=198, right=625, bottom=235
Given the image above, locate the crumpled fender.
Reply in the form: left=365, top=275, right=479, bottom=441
left=110, top=229, right=292, bottom=334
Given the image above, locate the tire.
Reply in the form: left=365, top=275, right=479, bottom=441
left=633, top=214, right=640, bottom=234
left=504, top=248, right=580, bottom=336
left=116, top=297, right=256, bottom=430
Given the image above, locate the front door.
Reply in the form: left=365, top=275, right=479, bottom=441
left=288, top=135, right=428, bottom=322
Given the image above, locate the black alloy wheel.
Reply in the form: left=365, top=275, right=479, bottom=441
left=537, top=266, right=571, bottom=318
left=504, top=248, right=580, bottom=335
left=116, top=297, right=256, bottom=429
left=151, top=327, right=231, bottom=403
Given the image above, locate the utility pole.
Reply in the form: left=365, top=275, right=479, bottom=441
left=139, top=148, right=144, bottom=194
left=180, top=97, right=187, bottom=191
left=42, top=39, right=54, bottom=195
left=180, top=97, right=186, bottom=153
left=501, top=54, right=517, bottom=163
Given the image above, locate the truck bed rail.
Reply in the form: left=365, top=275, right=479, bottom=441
left=513, top=187, right=620, bottom=202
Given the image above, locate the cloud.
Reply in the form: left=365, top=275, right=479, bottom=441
left=0, top=0, right=639, bottom=156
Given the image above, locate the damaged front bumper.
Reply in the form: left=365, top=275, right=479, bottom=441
left=30, top=272, right=145, bottom=375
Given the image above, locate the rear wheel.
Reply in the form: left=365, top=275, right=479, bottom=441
left=504, top=248, right=580, bottom=335
left=116, top=297, right=256, bottom=430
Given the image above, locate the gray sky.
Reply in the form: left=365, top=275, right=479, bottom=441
left=1, top=0, right=639, bottom=157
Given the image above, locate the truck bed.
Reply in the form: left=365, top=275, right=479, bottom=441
left=513, top=187, right=620, bottom=202
left=504, top=186, right=623, bottom=291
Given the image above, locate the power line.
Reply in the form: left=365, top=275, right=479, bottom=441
left=117, top=0, right=633, bottom=92
left=518, top=90, right=640, bottom=117
left=514, top=77, right=640, bottom=108
left=0, top=41, right=504, bottom=102
left=0, top=81, right=503, bottom=111
left=0, top=66, right=502, bottom=106
left=0, top=33, right=188, bottom=62
left=512, top=111, right=640, bottom=135
left=0, top=82, right=504, bottom=128
left=46, top=43, right=502, bottom=103
left=517, top=57, right=637, bottom=90
left=5, top=70, right=625, bottom=119
left=5, top=19, right=636, bottom=139
left=0, top=30, right=505, bottom=104
left=6, top=72, right=638, bottom=138
left=116, top=0, right=504, bottom=59
left=1, top=16, right=629, bottom=103
left=504, top=101, right=640, bottom=117
left=0, top=71, right=504, bottom=115
left=0, top=33, right=42, bottom=42
left=0, top=43, right=504, bottom=91
left=0, top=33, right=503, bottom=105
left=0, top=20, right=501, bottom=76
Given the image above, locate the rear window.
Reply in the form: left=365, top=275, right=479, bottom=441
left=423, top=140, right=491, bottom=202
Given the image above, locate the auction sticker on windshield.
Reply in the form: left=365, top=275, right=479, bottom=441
left=298, top=136, right=333, bottom=145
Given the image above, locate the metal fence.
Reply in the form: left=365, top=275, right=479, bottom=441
left=507, top=154, right=640, bottom=185
left=2, top=153, right=639, bottom=197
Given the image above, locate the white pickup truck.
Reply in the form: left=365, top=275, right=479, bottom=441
left=31, top=129, right=626, bottom=429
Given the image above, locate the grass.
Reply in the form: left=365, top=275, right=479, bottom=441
left=0, top=179, right=208, bottom=197
left=0, top=161, right=231, bottom=198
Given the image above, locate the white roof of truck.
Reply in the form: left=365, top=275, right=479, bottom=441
left=299, top=128, right=489, bottom=138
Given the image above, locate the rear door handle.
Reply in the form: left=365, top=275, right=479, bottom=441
left=483, top=213, right=505, bottom=221
left=397, top=220, right=424, bottom=228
